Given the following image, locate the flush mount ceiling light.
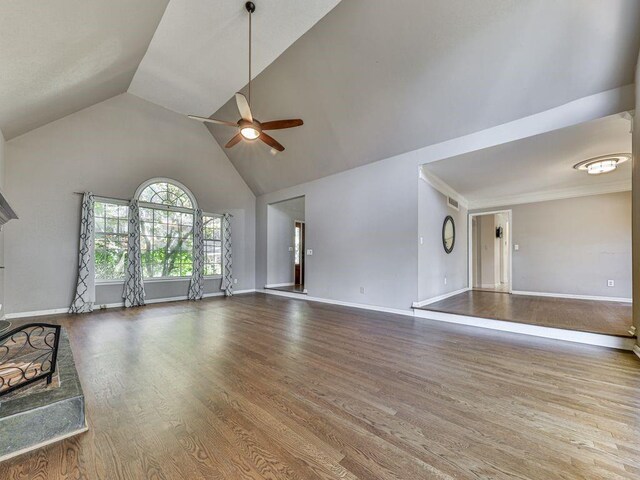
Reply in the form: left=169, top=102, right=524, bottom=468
left=187, top=1, right=303, bottom=152
left=573, top=153, right=630, bottom=175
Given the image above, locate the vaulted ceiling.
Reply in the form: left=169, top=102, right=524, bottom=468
left=0, top=0, right=170, bottom=140
left=0, top=0, right=340, bottom=140
left=128, top=0, right=342, bottom=117
left=209, top=0, right=640, bottom=195
left=1, top=0, right=639, bottom=198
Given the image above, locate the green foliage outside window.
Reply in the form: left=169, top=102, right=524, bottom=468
left=94, top=183, right=222, bottom=282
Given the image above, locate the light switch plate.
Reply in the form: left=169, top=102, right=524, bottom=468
left=306, top=249, right=313, bottom=255
left=514, top=244, right=519, bottom=251
left=288, top=246, right=293, bottom=251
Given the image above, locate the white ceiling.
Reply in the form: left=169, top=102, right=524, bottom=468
left=423, top=114, right=632, bottom=208
left=208, top=0, right=640, bottom=195
left=128, top=0, right=342, bottom=117
left=0, top=0, right=170, bottom=140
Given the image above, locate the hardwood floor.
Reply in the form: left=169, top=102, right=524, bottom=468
left=1, top=292, right=640, bottom=479
left=418, top=290, right=633, bottom=337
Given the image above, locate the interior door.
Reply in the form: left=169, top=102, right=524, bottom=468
left=294, top=221, right=305, bottom=285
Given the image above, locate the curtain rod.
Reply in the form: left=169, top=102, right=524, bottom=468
left=72, top=192, right=233, bottom=217
left=73, top=191, right=130, bottom=203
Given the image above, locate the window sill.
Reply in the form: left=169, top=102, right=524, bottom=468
left=96, top=275, right=222, bottom=286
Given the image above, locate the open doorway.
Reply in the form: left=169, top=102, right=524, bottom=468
left=469, top=210, right=511, bottom=293
left=293, top=220, right=305, bottom=287
left=266, top=196, right=306, bottom=294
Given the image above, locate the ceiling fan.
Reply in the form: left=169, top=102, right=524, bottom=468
left=188, top=1, right=303, bottom=152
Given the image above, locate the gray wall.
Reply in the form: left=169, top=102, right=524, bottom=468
left=4, top=93, right=256, bottom=314
left=473, top=191, right=632, bottom=298
left=267, top=197, right=304, bottom=286
left=633, top=58, right=640, bottom=338
left=254, top=91, right=631, bottom=311
left=418, top=176, right=468, bottom=301
left=257, top=157, right=419, bottom=311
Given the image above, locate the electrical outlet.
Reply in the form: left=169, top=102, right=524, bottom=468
left=234, top=278, right=238, bottom=284
left=360, top=287, right=365, bottom=294
left=306, top=249, right=313, bottom=255
left=288, top=246, right=293, bottom=251
left=514, top=244, right=519, bottom=251
left=607, top=280, right=615, bottom=287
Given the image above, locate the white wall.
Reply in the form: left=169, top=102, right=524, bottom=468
left=267, top=197, right=305, bottom=286
left=473, top=191, right=632, bottom=298
left=418, top=177, right=468, bottom=301
left=4, top=93, right=256, bottom=314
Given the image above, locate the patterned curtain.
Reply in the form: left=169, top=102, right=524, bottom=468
left=122, top=200, right=146, bottom=307
left=188, top=209, right=204, bottom=300
left=69, top=192, right=95, bottom=313
left=221, top=213, right=233, bottom=297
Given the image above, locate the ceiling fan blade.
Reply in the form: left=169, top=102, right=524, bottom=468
left=259, top=132, right=285, bottom=152
left=225, top=133, right=242, bottom=148
left=188, top=115, right=237, bottom=127
left=235, top=93, right=253, bottom=122
left=260, top=119, right=304, bottom=130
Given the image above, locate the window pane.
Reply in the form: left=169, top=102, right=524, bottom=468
left=137, top=206, right=195, bottom=279
left=139, top=181, right=193, bottom=208
left=94, top=201, right=129, bottom=281
left=202, top=216, right=223, bottom=277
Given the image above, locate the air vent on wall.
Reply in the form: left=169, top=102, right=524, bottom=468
left=447, top=196, right=459, bottom=211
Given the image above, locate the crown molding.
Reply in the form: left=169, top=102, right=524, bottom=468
left=419, top=167, right=469, bottom=209
left=468, top=180, right=631, bottom=210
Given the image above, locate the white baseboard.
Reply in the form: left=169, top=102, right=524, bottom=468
left=633, top=344, right=640, bottom=360
left=5, top=308, right=70, bottom=319
left=412, top=288, right=470, bottom=308
left=414, top=309, right=634, bottom=350
left=4, top=289, right=257, bottom=319
left=264, top=283, right=295, bottom=288
left=512, top=290, right=632, bottom=303
left=260, top=289, right=414, bottom=317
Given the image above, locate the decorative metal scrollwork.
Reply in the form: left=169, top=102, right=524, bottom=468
left=0, top=323, right=61, bottom=397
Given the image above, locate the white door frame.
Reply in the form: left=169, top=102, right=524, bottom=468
left=468, top=209, right=513, bottom=293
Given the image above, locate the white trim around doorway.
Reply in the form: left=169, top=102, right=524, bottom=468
left=468, top=209, right=513, bottom=294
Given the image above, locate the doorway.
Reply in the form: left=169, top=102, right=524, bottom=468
left=469, top=210, right=512, bottom=293
left=294, top=221, right=305, bottom=287
left=266, top=196, right=306, bottom=294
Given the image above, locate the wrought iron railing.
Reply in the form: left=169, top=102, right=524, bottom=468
left=0, top=323, right=61, bottom=397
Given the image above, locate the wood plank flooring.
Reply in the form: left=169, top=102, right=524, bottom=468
left=1, top=292, right=640, bottom=479
left=418, top=290, right=633, bottom=337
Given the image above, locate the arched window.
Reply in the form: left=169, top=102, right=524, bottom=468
left=93, top=178, right=222, bottom=282
left=135, top=178, right=196, bottom=210
left=135, top=179, right=197, bottom=279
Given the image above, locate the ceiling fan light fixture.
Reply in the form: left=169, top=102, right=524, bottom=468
left=187, top=1, right=302, bottom=152
left=240, top=126, right=260, bottom=140
left=573, top=153, right=630, bottom=175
